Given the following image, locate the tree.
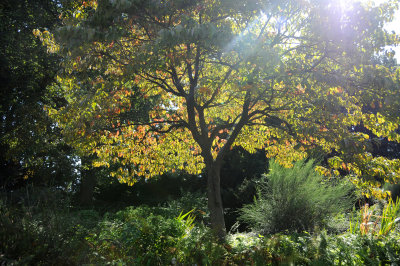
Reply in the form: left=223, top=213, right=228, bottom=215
left=0, top=0, right=82, bottom=189
left=41, top=0, right=400, bottom=238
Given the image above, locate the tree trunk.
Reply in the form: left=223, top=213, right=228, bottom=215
left=78, top=157, right=96, bottom=206
left=206, top=161, right=226, bottom=240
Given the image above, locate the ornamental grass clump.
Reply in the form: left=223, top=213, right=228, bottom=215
left=240, top=159, right=355, bottom=234
left=350, top=197, right=400, bottom=236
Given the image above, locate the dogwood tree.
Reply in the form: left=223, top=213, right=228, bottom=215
left=38, top=0, right=400, bottom=238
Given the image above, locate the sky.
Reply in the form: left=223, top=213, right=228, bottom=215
left=386, top=15, right=400, bottom=60
left=373, top=0, right=400, bottom=60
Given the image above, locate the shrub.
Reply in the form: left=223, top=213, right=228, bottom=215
left=0, top=189, right=210, bottom=265
left=0, top=193, right=99, bottom=265
left=224, top=231, right=400, bottom=265
left=239, top=159, right=355, bottom=234
left=328, top=233, right=400, bottom=265
left=175, top=224, right=228, bottom=265
left=86, top=206, right=196, bottom=265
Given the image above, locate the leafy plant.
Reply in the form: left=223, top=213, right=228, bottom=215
left=86, top=206, right=197, bottom=265
left=177, top=209, right=196, bottom=234
left=350, top=197, right=400, bottom=236
left=175, top=225, right=227, bottom=265
left=224, top=231, right=400, bottom=265
left=166, top=190, right=209, bottom=223
left=380, top=197, right=400, bottom=235
left=349, top=207, right=362, bottom=235
left=240, top=159, right=355, bottom=234
left=360, top=203, right=376, bottom=235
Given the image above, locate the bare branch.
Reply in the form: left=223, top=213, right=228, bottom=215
left=203, top=67, right=234, bottom=108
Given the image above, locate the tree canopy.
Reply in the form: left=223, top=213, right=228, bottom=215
left=0, top=0, right=83, bottom=189
left=39, top=0, right=400, bottom=237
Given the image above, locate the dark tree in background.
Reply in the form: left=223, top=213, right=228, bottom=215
left=0, top=0, right=83, bottom=192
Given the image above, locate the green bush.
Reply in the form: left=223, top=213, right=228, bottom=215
left=2, top=194, right=398, bottom=265
left=240, top=159, right=355, bottom=234
left=224, top=231, right=400, bottom=265
left=86, top=206, right=195, bottom=265
left=318, top=232, right=400, bottom=265
left=0, top=189, right=211, bottom=265
left=172, top=224, right=223, bottom=265
left=0, top=195, right=99, bottom=265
